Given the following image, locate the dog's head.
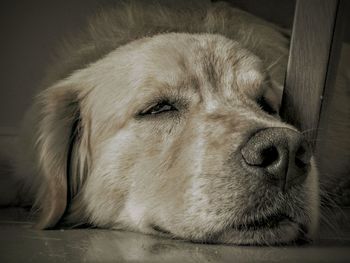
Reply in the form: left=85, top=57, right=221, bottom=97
left=33, top=32, right=319, bottom=245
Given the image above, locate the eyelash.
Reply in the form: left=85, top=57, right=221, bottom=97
left=138, top=101, right=178, bottom=117
left=256, top=96, right=277, bottom=115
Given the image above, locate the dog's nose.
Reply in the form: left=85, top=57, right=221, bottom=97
left=241, top=127, right=311, bottom=191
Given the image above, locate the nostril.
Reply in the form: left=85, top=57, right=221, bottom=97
left=295, top=157, right=306, bottom=169
left=261, top=146, right=279, bottom=167
left=294, top=143, right=311, bottom=169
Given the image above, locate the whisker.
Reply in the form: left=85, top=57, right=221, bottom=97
left=267, top=55, right=285, bottom=71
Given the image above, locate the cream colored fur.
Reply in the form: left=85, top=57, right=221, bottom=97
left=12, top=1, right=321, bottom=245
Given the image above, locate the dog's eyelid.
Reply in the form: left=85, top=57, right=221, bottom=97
left=138, top=100, right=178, bottom=116
left=256, top=96, right=278, bottom=115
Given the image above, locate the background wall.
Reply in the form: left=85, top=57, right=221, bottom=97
left=0, top=0, right=119, bottom=134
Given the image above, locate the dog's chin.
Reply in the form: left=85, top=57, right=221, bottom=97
left=218, top=219, right=308, bottom=246
left=149, top=214, right=310, bottom=246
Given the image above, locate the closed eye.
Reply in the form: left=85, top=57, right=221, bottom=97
left=139, top=101, right=178, bottom=116
left=256, top=96, right=277, bottom=115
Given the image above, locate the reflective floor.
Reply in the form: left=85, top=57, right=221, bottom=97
left=1, top=208, right=350, bottom=263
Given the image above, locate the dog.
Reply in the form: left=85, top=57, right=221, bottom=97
left=10, top=1, right=323, bottom=245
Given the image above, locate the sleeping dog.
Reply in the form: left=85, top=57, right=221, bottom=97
left=12, top=1, right=322, bottom=245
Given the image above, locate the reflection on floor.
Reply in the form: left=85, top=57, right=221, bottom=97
left=0, top=208, right=349, bottom=263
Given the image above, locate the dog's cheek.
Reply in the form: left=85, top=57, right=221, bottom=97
left=121, top=131, right=191, bottom=231
left=104, top=120, right=214, bottom=233
left=144, top=118, right=243, bottom=237
left=83, top=122, right=177, bottom=230
left=78, top=127, right=141, bottom=227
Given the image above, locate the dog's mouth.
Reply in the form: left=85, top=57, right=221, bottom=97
left=219, top=212, right=311, bottom=245
left=233, top=213, right=293, bottom=231
left=151, top=212, right=309, bottom=245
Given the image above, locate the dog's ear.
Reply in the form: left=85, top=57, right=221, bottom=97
left=33, top=81, right=89, bottom=229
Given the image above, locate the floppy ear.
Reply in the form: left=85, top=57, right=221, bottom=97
left=33, top=82, right=88, bottom=229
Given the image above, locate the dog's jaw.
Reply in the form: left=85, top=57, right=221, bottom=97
left=114, top=159, right=319, bottom=245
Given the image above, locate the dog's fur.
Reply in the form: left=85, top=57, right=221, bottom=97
left=10, top=1, right=324, bottom=245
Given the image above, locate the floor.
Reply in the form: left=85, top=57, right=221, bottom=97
left=1, top=208, right=350, bottom=263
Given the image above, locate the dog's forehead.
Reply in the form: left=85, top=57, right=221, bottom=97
left=133, top=33, right=265, bottom=100
left=81, top=33, right=269, bottom=131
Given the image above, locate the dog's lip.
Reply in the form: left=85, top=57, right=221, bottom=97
left=233, top=213, right=293, bottom=231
